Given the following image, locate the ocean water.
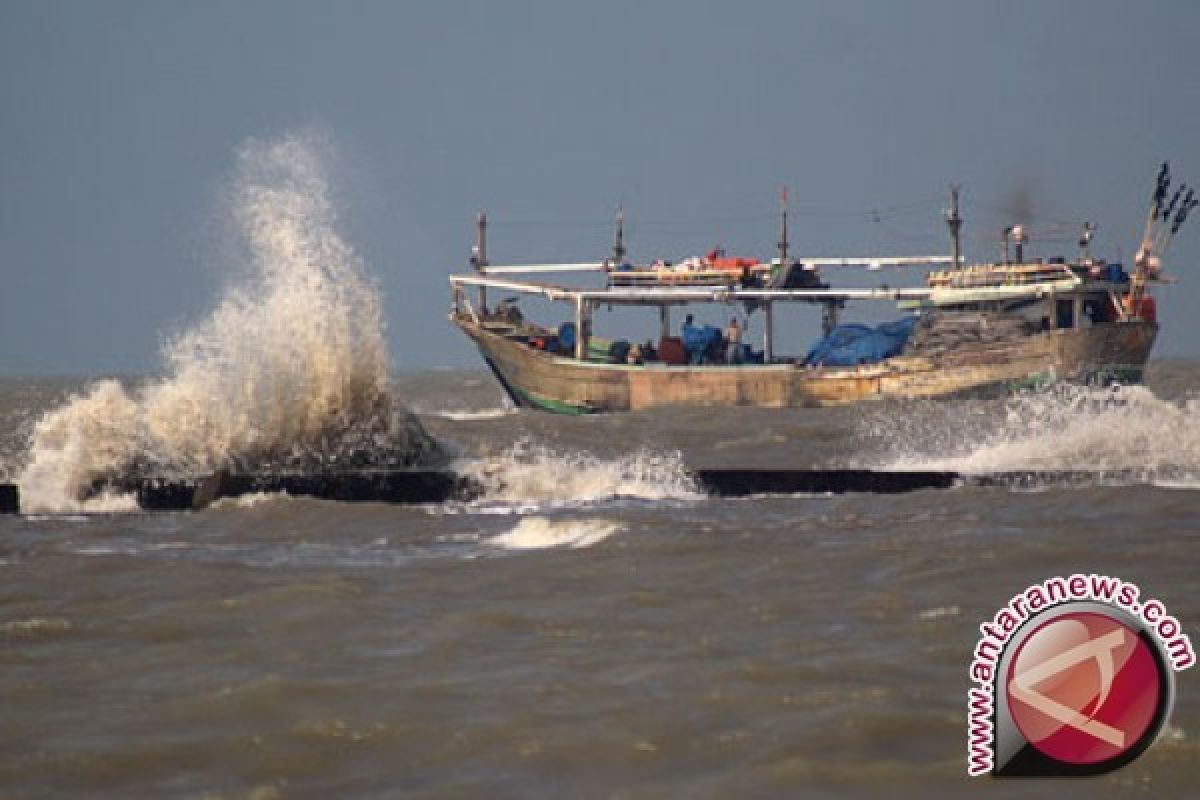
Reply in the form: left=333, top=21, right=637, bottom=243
left=2, top=133, right=1197, bottom=797
left=2, top=365, right=1199, bottom=799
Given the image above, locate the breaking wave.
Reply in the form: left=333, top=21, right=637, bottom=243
left=486, top=516, right=625, bottom=550
left=457, top=440, right=702, bottom=512
left=18, top=132, right=440, bottom=513
left=869, top=383, right=1200, bottom=484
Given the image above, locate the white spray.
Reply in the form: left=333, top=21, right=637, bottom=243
left=18, top=133, right=432, bottom=512
left=871, top=383, right=1200, bottom=481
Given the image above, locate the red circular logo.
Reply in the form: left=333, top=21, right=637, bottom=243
left=1005, top=611, right=1164, bottom=765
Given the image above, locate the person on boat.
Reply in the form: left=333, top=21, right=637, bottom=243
left=682, top=314, right=696, bottom=344
left=627, top=343, right=644, bottom=365
left=725, top=317, right=743, bottom=364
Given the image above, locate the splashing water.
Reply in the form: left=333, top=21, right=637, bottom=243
left=19, top=133, right=440, bottom=512
left=457, top=440, right=701, bottom=513
left=868, top=383, right=1200, bottom=482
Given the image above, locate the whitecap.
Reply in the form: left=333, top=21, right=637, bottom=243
left=458, top=440, right=702, bottom=512
left=487, top=516, right=624, bottom=550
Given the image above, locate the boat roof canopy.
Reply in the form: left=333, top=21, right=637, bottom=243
left=449, top=272, right=1093, bottom=307
left=474, top=256, right=953, bottom=277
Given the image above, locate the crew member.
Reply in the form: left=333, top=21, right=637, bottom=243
left=725, top=317, right=743, bottom=364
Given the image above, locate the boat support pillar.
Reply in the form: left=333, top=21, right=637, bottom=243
left=764, top=301, right=774, bottom=362
left=822, top=301, right=840, bottom=337
left=574, top=297, right=592, bottom=360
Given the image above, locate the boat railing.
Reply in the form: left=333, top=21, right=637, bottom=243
left=608, top=269, right=742, bottom=288
left=450, top=273, right=937, bottom=305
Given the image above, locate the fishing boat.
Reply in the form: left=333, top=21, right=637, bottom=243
left=449, top=168, right=1193, bottom=414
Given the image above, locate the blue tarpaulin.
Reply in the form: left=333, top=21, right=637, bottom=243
left=682, top=323, right=723, bottom=361
left=804, top=316, right=918, bottom=367
left=558, top=322, right=576, bottom=351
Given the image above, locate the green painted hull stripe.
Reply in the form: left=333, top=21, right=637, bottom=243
left=512, top=385, right=594, bottom=415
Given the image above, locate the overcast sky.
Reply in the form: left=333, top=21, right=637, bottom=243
left=2, top=0, right=1199, bottom=375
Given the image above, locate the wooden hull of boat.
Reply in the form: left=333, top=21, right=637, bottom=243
left=454, top=317, right=1157, bottom=414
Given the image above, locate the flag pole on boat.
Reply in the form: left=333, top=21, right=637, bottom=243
left=1161, top=188, right=1197, bottom=256
left=1131, top=162, right=1196, bottom=318
left=1142, top=162, right=1170, bottom=250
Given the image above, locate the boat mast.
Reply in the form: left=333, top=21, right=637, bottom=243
left=945, top=184, right=962, bottom=268
left=472, top=211, right=489, bottom=312
left=778, top=186, right=789, bottom=265
left=612, top=206, right=626, bottom=265
left=766, top=187, right=788, bottom=362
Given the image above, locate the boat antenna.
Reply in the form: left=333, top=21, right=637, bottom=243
left=944, top=184, right=962, bottom=268
left=471, top=211, right=488, bottom=271
left=778, top=186, right=789, bottom=264
left=612, top=205, right=626, bottom=265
